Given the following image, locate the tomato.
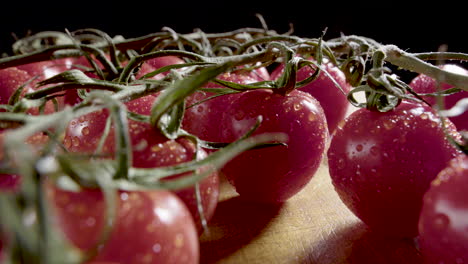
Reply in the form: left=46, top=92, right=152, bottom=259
left=418, top=154, right=468, bottom=264
left=409, top=64, right=468, bottom=131
left=48, top=186, right=199, bottom=264
left=182, top=70, right=262, bottom=143
left=64, top=95, right=219, bottom=232
left=0, top=59, right=74, bottom=114
left=145, top=56, right=185, bottom=72
left=271, top=59, right=352, bottom=133
left=17, top=58, right=75, bottom=82
left=0, top=67, right=32, bottom=105
left=327, top=101, right=461, bottom=237
left=220, top=89, right=328, bottom=203
left=0, top=132, right=49, bottom=192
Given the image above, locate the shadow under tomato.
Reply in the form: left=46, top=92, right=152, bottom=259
left=296, top=221, right=367, bottom=264
left=296, top=221, right=422, bottom=264
left=199, top=195, right=284, bottom=264
left=346, top=227, right=423, bottom=264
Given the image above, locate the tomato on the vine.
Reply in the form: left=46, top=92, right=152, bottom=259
left=182, top=70, right=262, bottom=144
left=327, top=101, right=461, bottom=237
left=0, top=132, right=49, bottom=192
left=0, top=67, right=32, bottom=105
left=64, top=95, right=219, bottom=233
left=418, top=154, right=468, bottom=264
left=48, top=186, right=199, bottom=264
left=220, top=88, right=328, bottom=203
left=409, top=64, right=468, bottom=131
left=271, top=58, right=352, bottom=133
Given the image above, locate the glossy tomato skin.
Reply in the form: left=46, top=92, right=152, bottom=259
left=0, top=67, right=32, bottom=105
left=409, top=64, right=468, bottom=131
left=0, top=132, right=49, bottom=192
left=64, top=95, right=219, bottom=232
left=17, top=58, right=75, bottom=82
left=327, top=101, right=461, bottom=237
left=418, top=155, right=468, bottom=264
left=182, top=71, right=261, bottom=143
left=48, top=187, right=199, bottom=264
left=220, top=89, right=328, bottom=203
left=271, top=59, right=352, bottom=133
left=146, top=56, right=185, bottom=71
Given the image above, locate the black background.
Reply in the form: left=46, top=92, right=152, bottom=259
left=0, top=1, right=465, bottom=55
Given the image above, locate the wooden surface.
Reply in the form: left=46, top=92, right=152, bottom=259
left=199, top=161, right=423, bottom=264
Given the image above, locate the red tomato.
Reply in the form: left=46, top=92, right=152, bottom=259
left=327, top=101, right=461, bottom=237
left=145, top=56, right=185, bottom=72
left=17, top=58, right=75, bottom=82
left=64, top=95, right=219, bottom=232
left=220, top=89, right=328, bottom=203
left=271, top=59, right=352, bottom=133
left=182, top=71, right=261, bottom=143
left=418, top=154, right=468, bottom=264
left=48, top=186, right=199, bottom=264
left=409, top=64, right=468, bottom=131
left=0, top=132, right=49, bottom=192
left=0, top=67, right=31, bottom=105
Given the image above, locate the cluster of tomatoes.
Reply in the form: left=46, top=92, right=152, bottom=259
left=0, top=28, right=467, bottom=264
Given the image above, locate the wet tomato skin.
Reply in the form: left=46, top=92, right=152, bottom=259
left=63, top=95, right=219, bottom=233
left=220, top=89, right=328, bottom=203
left=48, top=187, right=199, bottom=264
left=182, top=71, right=261, bottom=143
left=327, top=101, right=461, bottom=237
left=0, top=67, right=32, bottom=105
left=271, top=59, right=352, bottom=133
left=409, top=64, right=468, bottom=131
left=418, top=155, right=468, bottom=264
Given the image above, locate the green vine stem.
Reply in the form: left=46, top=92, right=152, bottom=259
left=382, top=45, right=468, bottom=90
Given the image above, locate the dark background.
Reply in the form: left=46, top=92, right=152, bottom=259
left=0, top=1, right=465, bottom=55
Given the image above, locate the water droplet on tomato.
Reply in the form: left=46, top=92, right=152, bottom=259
left=72, top=137, right=80, bottom=147
left=234, top=110, right=245, bottom=121
left=370, top=146, right=379, bottom=156
left=152, top=243, right=162, bottom=253
left=197, top=105, right=204, bottom=113
left=85, top=217, right=96, bottom=227
left=433, top=213, right=450, bottom=231
left=174, top=233, right=185, bottom=247
left=293, top=103, right=302, bottom=111
left=337, top=158, right=346, bottom=170
left=64, top=137, right=71, bottom=149
left=355, top=144, right=363, bottom=152
left=383, top=119, right=396, bottom=130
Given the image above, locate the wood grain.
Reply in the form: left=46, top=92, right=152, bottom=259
left=199, top=161, right=423, bottom=264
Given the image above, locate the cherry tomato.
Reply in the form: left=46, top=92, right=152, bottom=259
left=409, top=64, right=468, bottom=131
left=182, top=70, right=262, bottom=143
left=48, top=186, right=199, bottom=264
left=418, top=154, right=468, bottom=264
left=0, top=132, right=49, bottom=192
left=220, top=89, right=328, bottom=203
left=0, top=67, right=31, bottom=105
left=64, top=95, right=219, bottom=232
left=271, top=59, right=352, bottom=133
left=327, top=101, right=461, bottom=237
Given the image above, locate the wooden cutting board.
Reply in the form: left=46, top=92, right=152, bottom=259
left=199, top=104, right=423, bottom=264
